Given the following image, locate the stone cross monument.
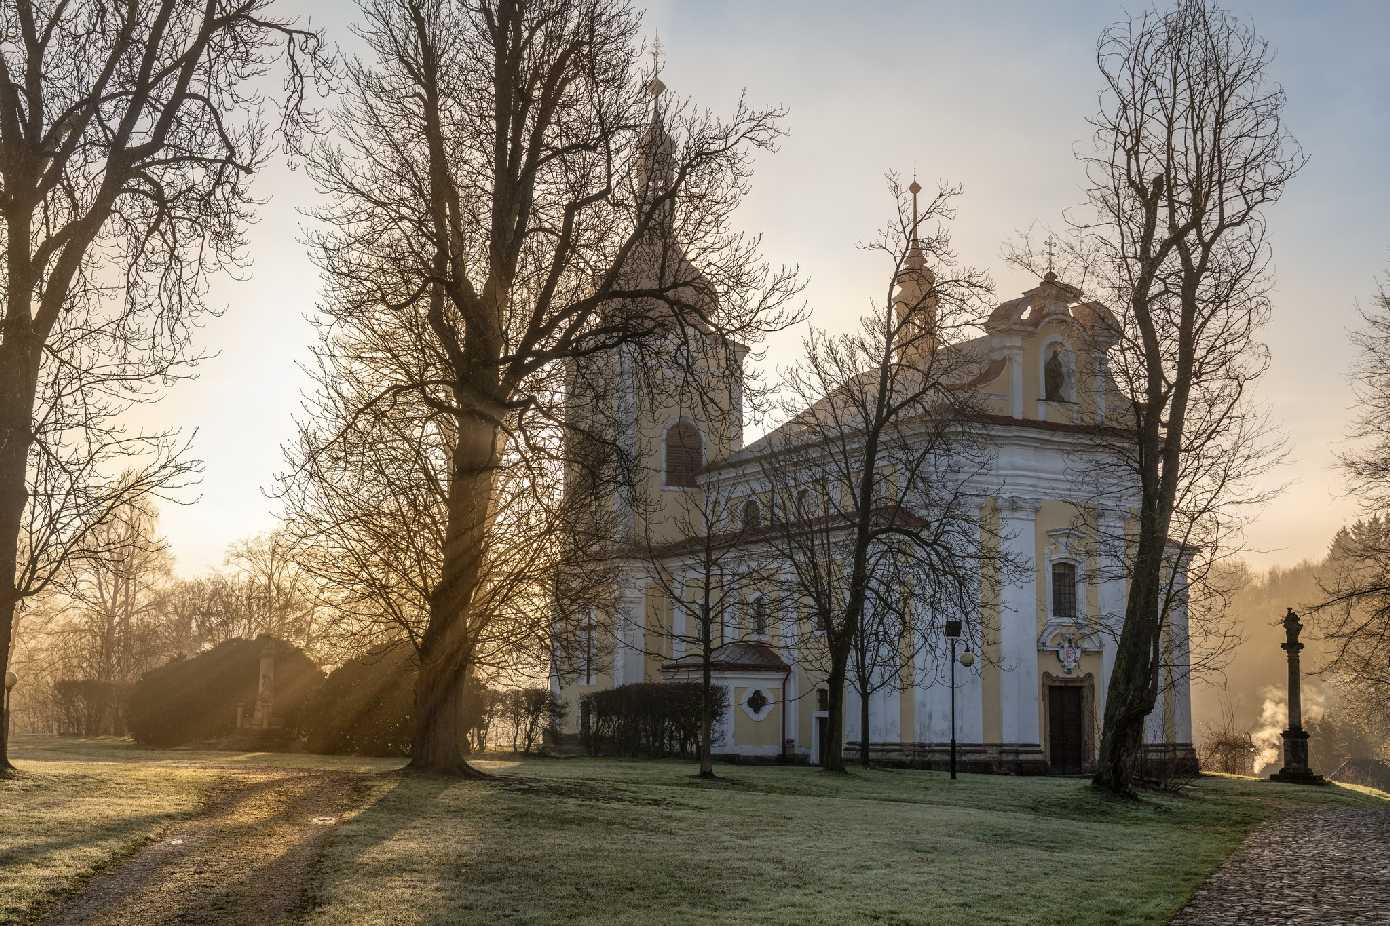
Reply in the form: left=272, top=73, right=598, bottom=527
left=250, top=640, right=276, bottom=730
left=1270, top=608, right=1325, bottom=785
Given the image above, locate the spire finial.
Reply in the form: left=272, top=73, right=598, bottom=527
left=1044, top=234, right=1058, bottom=283
left=644, top=34, right=666, bottom=100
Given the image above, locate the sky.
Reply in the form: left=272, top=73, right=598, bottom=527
left=153, top=0, right=1390, bottom=577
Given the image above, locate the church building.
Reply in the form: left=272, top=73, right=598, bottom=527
left=549, top=82, right=1197, bottom=776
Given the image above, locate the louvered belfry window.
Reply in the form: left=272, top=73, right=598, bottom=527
left=665, top=422, right=702, bottom=487
left=1052, top=561, right=1078, bottom=618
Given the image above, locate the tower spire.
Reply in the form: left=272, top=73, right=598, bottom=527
left=894, top=172, right=936, bottom=360
left=905, top=177, right=925, bottom=272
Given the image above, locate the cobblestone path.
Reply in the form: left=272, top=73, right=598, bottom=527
left=1171, top=805, right=1390, bottom=925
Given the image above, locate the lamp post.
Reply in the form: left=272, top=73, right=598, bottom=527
left=942, top=620, right=962, bottom=779
left=942, top=621, right=976, bottom=781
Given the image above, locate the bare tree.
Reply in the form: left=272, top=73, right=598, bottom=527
left=282, top=345, right=598, bottom=697
left=842, top=558, right=924, bottom=769
left=222, top=531, right=320, bottom=653
left=754, top=179, right=1006, bottom=772
left=293, top=0, right=796, bottom=775
left=629, top=481, right=783, bottom=779
left=1063, top=0, right=1303, bottom=794
left=0, top=0, right=322, bottom=774
left=1317, top=280, right=1390, bottom=702
left=59, top=498, right=170, bottom=691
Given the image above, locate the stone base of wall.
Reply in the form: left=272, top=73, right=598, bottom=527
left=843, top=742, right=1049, bottom=775
left=549, top=730, right=1200, bottom=778
left=1139, top=743, right=1200, bottom=779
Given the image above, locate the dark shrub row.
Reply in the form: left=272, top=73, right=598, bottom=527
left=128, top=637, right=323, bottom=747
left=494, top=688, right=567, bottom=754
left=579, top=683, right=726, bottom=758
left=302, top=644, right=496, bottom=757
left=128, top=636, right=512, bottom=756
left=303, top=643, right=418, bottom=756
left=53, top=679, right=132, bottom=736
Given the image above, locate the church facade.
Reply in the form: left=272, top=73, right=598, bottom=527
left=549, top=93, right=1196, bottom=776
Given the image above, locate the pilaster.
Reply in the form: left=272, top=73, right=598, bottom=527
left=999, top=495, right=1041, bottom=746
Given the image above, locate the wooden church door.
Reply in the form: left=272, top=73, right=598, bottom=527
left=1048, top=686, right=1085, bottom=774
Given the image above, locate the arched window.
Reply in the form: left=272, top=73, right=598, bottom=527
left=742, top=498, right=761, bottom=530
left=664, top=422, right=702, bottom=487
left=1052, top=561, right=1078, bottom=618
left=752, top=596, right=769, bottom=636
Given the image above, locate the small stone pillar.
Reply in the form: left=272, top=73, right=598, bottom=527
left=251, top=641, right=276, bottom=730
left=1270, top=609, right=1325, bottom=785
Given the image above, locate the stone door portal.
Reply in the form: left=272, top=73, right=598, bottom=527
left=1048, top=685, right=1085, bottom=774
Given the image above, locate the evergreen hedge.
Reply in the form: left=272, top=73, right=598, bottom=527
left=127, top=636, right=323, bottom=747
left=579, top=682, right=727, bottom=758
left=303, top=643, right=496, bottom=757
left=304, top=643, right=417, bottom=756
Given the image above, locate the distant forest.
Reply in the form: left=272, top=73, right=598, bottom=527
left=1193, top=525, right=1390, bottom=770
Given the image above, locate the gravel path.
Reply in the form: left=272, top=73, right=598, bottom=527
left=1171, top=804, right=1390, bottom=925
left=41, top=769, right=375, bottom=926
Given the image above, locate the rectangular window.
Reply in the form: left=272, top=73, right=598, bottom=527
left=1052, top=562, right=1078, bottom=618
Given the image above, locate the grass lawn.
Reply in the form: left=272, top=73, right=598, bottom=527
left=6, top=735, right=1387, bottom=925
left=1, top=736, right=399, bottom=924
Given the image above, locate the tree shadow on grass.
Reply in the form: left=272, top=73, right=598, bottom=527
left=35, top=770, right=384, bottom=926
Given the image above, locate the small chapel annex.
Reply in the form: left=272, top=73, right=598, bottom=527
left=549, top=83, right=1196, bottom=776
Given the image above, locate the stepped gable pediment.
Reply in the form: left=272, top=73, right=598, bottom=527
left=985, top=271, right=1119, bottom=342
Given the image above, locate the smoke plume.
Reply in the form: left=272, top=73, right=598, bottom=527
left=1251, top=683, right=1326, bottom=774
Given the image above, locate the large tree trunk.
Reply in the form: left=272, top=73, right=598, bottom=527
left=409, top=415, right=499, bottom=777
left=822, top=657, right=849, bottom=772
left=1094, top=520, right=1165, bottom=794
left=411, top=662, right=480, bottom=775
left=0, top=314, right=42, bottom=777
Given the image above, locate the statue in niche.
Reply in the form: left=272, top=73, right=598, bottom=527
left=1044, top=346, right=1069, bottom=402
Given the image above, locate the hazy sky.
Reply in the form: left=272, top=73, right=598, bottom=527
left=154, top=0, right=1390, bottom=576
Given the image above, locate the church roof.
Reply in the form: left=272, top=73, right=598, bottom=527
left=710, top=333, right=1002, bottom=471
left=704, top=271, right=1127, bottom=476
left=662, top=640, right=789, bottom=673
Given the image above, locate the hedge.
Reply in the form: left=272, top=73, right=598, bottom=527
left=304, top=643, right=417, bottom=756
left=579, top=682, right=727, bottom=758
left=127, top=636, right=323, bottom=747
left=303, top=643, right=496, bottom=757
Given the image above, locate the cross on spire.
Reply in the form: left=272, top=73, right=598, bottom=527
left=1044, top=234, right=1057, bottom=276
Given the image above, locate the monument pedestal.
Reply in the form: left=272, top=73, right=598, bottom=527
left=1270, top=728, right=1325, bottom=785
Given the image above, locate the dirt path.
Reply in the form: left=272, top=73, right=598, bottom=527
left=1170, top=804, right=1390, bottom=925
left=41, top=769, right=377, bottom=926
